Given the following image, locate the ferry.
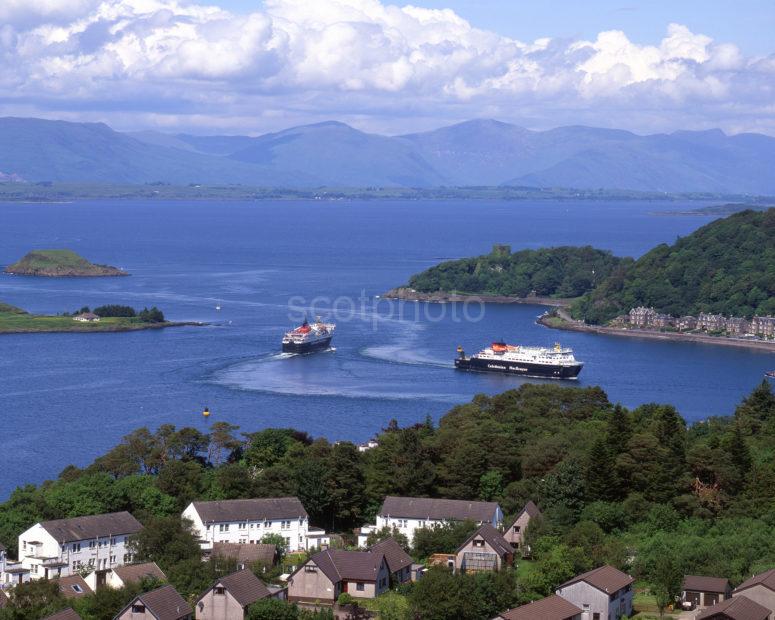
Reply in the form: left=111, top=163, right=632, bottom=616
left=282, top=317, right=335, bottom=354
left=765, top=370, right=775, bottom=379
left=455, top=341, right=583, bottom=379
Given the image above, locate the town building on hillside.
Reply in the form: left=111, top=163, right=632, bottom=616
left=18, top=512, right=142, bottom=581
left=732, top=568, right=775, bottom=615
left=698, top=313, right=728, bottom=332
left=287, top=549, right=390, bottom=605
left=368, top=537, right=413, bottom=585
left=115, top=585, right=192, bottom=620
left=725, top=318, right=751, bottom=336
left=503, top=501, right=541, bottom=556
left=211, top=543, right=277, bottom=570
left=751, top=316, right=775, bottom=338
left=195, top=569, right=277, bottom=620
left=455, top=524, right=513, bottom=574
left=494, top=594, right=582, bottom=620
left=676, top=315, right=698, bottom=331
left=358, top=496, right=503, bottom=546
left=182, top=497, right=328, bottom=553
left=73, top=313, right=100, bottom=322
left=56, top=574, right=93, bottom=600
left=696, top=595, right=770, bottom=620
left=86, top=561, right=166, bottom=591
left=681, top=575, right=732, bottom=610
left=555, top=565, right=634, bottom=620
left=628, top=307, right=656, bottom=328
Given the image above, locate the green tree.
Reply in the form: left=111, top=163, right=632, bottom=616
left=247, top=598, right=300, bottom=620
left=129, top=516, right=201, bottom=569
left=412, top=520, right=477, bottom=559
left=585, top=438, right=617, bottom=502
left=365, top=526, right=410, bottom=552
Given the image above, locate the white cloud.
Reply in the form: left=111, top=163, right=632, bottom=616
left=0, top=0, right=772, bottom=135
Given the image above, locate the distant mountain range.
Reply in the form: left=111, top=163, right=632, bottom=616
left=2, top=117, right=775, bottom=193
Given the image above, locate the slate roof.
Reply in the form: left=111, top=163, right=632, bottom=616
left=558, top=565, right=634, bottom=594
left=42, top=609, right=82, bottom=620
left=112, top=561, right=167, bottom=585
left=498, top=595, right=583, bottom=620
left=369, top=537, right=412, bottom=573
left=212, top=542, right=277, bottom=566
left=735, top=568, right=775, bottom=594
left=696, top=595, right=770, bottom=620
left=683, top=575, right=730, bottom=593
left=191, top=497, right=308, bottom=523
left=122, top=585, right=192, bottom=620
left=211, top=569, right=271, bottom=607
left=378, top=496, right=500, bottom=522
left=304, top=549, right=386, bottom=584
left=39, top=511, right=142, bottom=543
left=459, top=523, right=513, bottom=558
left=56, top=574, right=93, bottom=598
left=519, top=500, right=542, bottom=519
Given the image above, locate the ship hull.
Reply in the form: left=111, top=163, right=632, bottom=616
left=282, top=336, right=333, bottom=354
left=455, top=356, right=582, bottom=379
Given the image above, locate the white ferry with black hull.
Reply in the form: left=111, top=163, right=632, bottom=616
left=282, top=318, right=335, bottom=354
left=455, top=341, right=583, bottom=379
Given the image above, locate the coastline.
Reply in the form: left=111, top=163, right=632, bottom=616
left=382, top=287, right=574, bottom=307
left=0, top=320, right=204, bottom=335
left=538, top=311, right=775, bottom=353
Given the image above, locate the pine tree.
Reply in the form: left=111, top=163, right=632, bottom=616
left=606, top=404, right=631, bottom=455
left=585, top=438, right=617, bottom=502
left=735, top=379, right=775, bottom=434
left=720, top=422, right=753, bottom=481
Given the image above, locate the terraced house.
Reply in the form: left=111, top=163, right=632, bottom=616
left=358, top=496, right=503, bottom=546
left=17, top=512, right=142, bottom=581
left=182, top=497, right=328, bottom=553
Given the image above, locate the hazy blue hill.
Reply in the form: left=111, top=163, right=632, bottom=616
left=228, top=121, right=446, bottom=187
left=0, top=118, right=304, bottom=186
left=400, top=119, right=534, bottom=185
left=2, top=116, right=775, bottom=191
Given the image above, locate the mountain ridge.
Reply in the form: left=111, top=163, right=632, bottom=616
left=2, top=116, right=775, bottom=193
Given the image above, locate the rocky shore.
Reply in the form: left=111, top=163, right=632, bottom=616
left=382, top=287, right=573, bottom=307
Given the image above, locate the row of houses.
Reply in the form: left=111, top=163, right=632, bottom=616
left=624, top=307, right=775, bottom=338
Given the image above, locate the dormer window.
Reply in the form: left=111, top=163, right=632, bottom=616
left=214, top=586, right=225, bottom=595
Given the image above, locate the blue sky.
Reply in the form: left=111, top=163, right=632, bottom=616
left=1, top=0, right=774, bottom=135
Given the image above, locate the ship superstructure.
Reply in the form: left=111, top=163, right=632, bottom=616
left=282, top=317, right=335, bottom=354
left=455, top=341, right=583, bottom=379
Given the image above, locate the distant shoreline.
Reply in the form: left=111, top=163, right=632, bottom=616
left=382, top=287, right=574, bottom=307
left=0, top=320, right=203, bottom=335
left=538, top=312, right=775, bottom=353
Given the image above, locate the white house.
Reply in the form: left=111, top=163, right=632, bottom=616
left=358, top=496, right=504, bottom=547
left=73, top=313, right=100, bottom=322
left=17, top=512, right=142, bottom=581
left=182, top=497, right=327, bottom=553
left=555, top=565, right=634, bottom=620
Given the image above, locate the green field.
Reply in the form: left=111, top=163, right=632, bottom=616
left=0, top=308, right=174, bottom=334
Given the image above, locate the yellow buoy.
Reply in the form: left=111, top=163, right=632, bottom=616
left=203, top=407, right=210, bottom=418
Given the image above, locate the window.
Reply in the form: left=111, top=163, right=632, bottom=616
left=592, top=614, right=600, bottom=620
left=132, top=604, right=146, bottom=613
left=264, top=521, right=270, bottom=528
left=71, top=584, right=83, bottom=594
left=88, top=559, right=94, bottom=567
left=356, top=583, right=365, bottom=591
left=214, top=586, right=225, bottom=595
left=473, top=539, right=485, bottom=548
left=305, top=565, right=317, bottom=573
left=513, top=525, right=521, bottom=532
left=31, top=565, right=38, bottom=574
left=110, top=537, right=117, bottom=545
left=71, top=543, right=81, bottom=552
left=88, top=541, right=95, bottom=549
left=219, top=524, right=229, bottom=532
left=109, top=555, right=116, bottom=564
left=239, top=522, right=247, bottom=530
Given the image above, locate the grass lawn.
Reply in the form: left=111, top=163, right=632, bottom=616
left=631, top=587, right=682, bottom=619
left=0, top=310, right=172, bottom=333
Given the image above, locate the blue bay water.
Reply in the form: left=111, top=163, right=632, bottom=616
left=0, top=199, right=772, bottom=499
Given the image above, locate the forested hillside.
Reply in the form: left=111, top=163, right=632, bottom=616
left=407, top=245, right=622, bottom=298
left=2, top=381, right=775, bottom=619
left=573, top=208, right=775, bottom=323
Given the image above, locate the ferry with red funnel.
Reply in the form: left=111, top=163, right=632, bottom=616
left=455, top=341, right=583, bottom=379
left=282, top=317, right=335, bottom=354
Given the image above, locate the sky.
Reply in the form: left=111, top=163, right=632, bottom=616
left=1, top=0, right=774, bottom=136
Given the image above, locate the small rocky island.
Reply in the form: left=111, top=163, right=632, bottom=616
left=4, top=249, right=128, bottom=277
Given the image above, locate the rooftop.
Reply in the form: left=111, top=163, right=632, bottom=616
left=379, top=496, right=500, bottom=522
left=123, top=585, right=192, bottom=620
left=42, top=609, right=82, bottom=620
left=210, top=569, right=271, bottom=607
left=459, top=523, right=513, bottom=558
left=304, top=549, right=386, bottom=584
left=369, top=537, right=413, bottom=573
left=112, top=561, right=166, bottom=585
left=191, top=497, right=308, bottom=523
left=735, top=568, right=775, bottom=594
left=39, top=511, right=142, bottom=543
left=212, top=542, right=276, bottom=566
left=56, top=575, right=93, bottom=599
left=683, top=575, right=730, bottom=593
left=696, top=595, right=770, bottom=620
left=558, top=565, right=634, bottom=594
left=498, top=595, right=583, bottom=620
